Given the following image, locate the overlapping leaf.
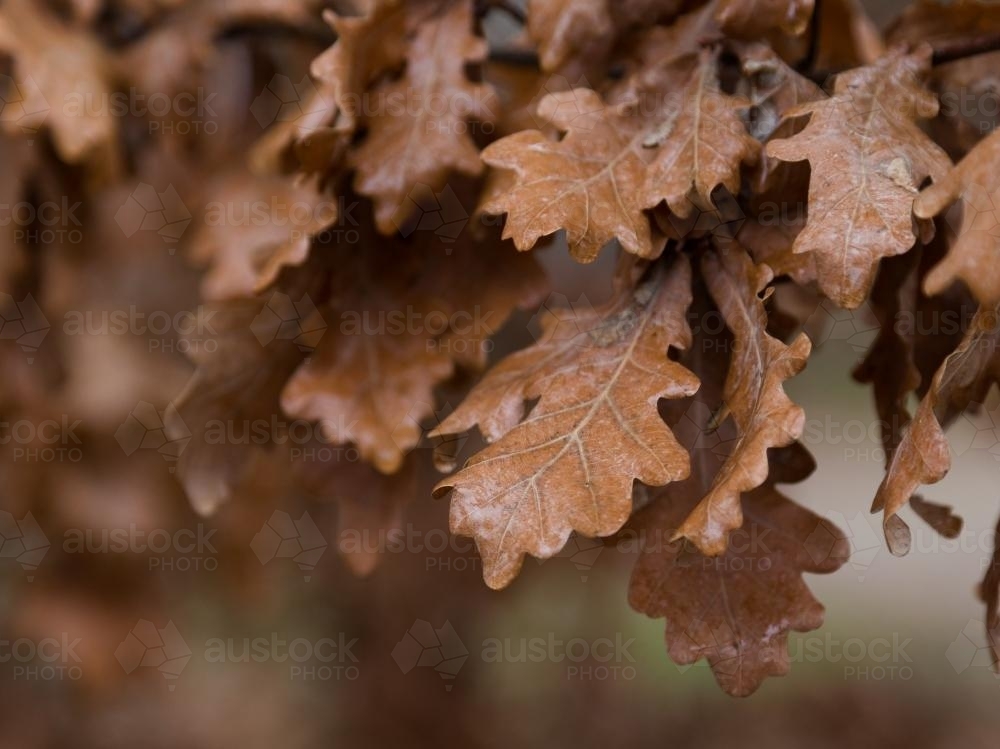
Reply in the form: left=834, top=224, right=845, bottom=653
left=482, top=50, right=756, bottom=261
left=674, top=246, right=810, bottom=555
left=872, top=303, right=1000, bottom=554
left=350, top=0, right=494, bottom=233
left=630, top=311, right=845, bottom=696
left=767, top=46, right=951, bottom=308
left=186, top=172, right=339, bottom=300
left=281, top=218, right=547, bottom=475
left=432, top=256, right=700, bottom=589
left=641, top=49, right=759, bottom=220
left=914, top=127, right=1000, bottom=305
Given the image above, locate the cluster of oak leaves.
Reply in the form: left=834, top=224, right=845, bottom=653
left=4, top=0, right=1000, bottom=698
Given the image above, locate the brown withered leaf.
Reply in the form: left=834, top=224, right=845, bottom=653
left=715, top=0, right=814, bottom=39
left=914, top=127, right=1000, bottom=305
left=431, top=256, right=700, bottom=589
left=120, top=0, right=321, bottom=99
left=629, top=311, right=845, bottom=696
left=187, top=173, right=338, bottom=301
left=350, top=0, right=493, bottom=234
left=630, top=475, right=846, bottom=696
left=527, top=0, right=614, bottom=73
left=852, top=252, right=922, bottom=457
left=170, top=297, right=310, bottom=516
left=887, top=0, right=1000, bottom=51
left=262, top=0, right=409, bottom=173
left=888, top=2, right=1000, bottom=154
left=0, top=0, right=120, bottom=176
left=610, top=4, right=719, bottom=104
left=281, top=216, right=547, bottom=476
left=811, top=0, right=883, bottom=72
left=674, top=246, right=810, bottom=556
left=739, top=218, right=816, bottom=285
left=526, top=0, right=684, bottom=74
left=766, top=45, right=951, bottom=308
left=311, top=0, right=409, bottom=137
left=483, top=49, right=755, bottom=261
left=297, top=447, right=418, bottom=577
left=481, top=87, right=661, bottom=261
left=872, top=303, right=1000, bottom=554
left=641, top=48, right=759, bottom=220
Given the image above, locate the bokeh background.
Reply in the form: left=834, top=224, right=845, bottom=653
left=1, top=0, right=999, bottom=746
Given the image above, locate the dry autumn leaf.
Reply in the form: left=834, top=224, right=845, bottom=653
left=640, top=48, right=759, bottom=220
left=432, top=255, right=700, bottom=589
left=480, top=87, right=661, bottom=261
left=15, top=0, right=1000, bottom=715
left=714, top=0, right=814, bottom=39
left=766, top=45, right=952, bottom=308
left=629, top=306, right=845, bottom=696
left=482, top=47, right=756, bottom=261
left=349, top=0, right=494, bottom=234
left=673, top=245, right=810, bottom=556
left=186, top=172, right=338, bottom=300
left=872, top=303, right=1000, bottom=554
left=281, top=214, right=547, bottom=475
left=914, top=126, right=1000, bottom=305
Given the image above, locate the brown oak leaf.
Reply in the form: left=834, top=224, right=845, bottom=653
left=186, top=173, right=339, bottom=301
left=431, top=255, right=700, bottom=589
left=715, top=0, right=814, bottom=39
left=297, top=447, right=418, bottom=577
left=170, top=298, right=310, bottom=516
left=914, top=127, right=1000, bottom=305
left=527, top=0, right=614, bottom=73
left=481, top=87, right=661, bottom=261
left=629, top=310, right=845, bottom=696
left=674, top=246, right=811, bottom=556
left=281, top=215, right=547, bottom=476
left=641, top=49, right=759, bottom=221
left=0, top=0, right=119, bottom=175
left=630, top=475, right=846, bottom=696
left=979, top=513, right=1000, bottom=668
left=766, top=45, right=951, bottom=308
left=526, top=0, right=684, bottom=73
left=482, top=49, right=756, bottom=261
left=350, top=0, right=494, bottom=234
left=872, top=303, right=1000, bottom=554
left=310, top=0, right=409, bottom=137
